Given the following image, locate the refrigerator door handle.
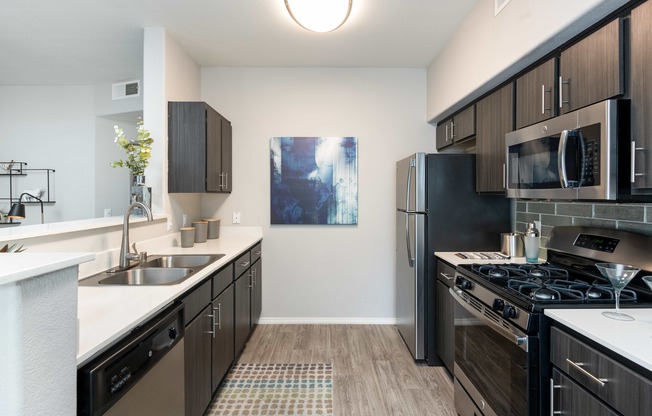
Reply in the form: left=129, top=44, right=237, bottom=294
left=405, top=158, right=415, bottom=212
left=405, top=213, right=414, bottom=268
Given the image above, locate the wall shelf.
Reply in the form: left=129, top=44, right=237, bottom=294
left=0, top=161, right=56, bottom=224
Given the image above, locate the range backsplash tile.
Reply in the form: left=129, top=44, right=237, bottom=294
left=515, top=201, right=652, bottom=257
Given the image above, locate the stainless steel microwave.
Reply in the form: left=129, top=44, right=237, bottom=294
left=505, top=99, right=630, bottom=200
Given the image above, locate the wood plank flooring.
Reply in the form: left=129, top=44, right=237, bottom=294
left=217, top=324, right=456, bottom=416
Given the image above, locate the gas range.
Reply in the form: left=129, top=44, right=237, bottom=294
left=451, top=226, right=652, bottom=416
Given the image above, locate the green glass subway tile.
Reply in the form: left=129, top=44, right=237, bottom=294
left=540, top=214, right=572, bottom=227
left=516, top=212, right=539, bottom=224
left=556, top=203, right=592, bottom=217
left=516, top=201, right=527, bottom=213
left=594, top=204, right=644, bottom=222
left=527, top=202, right=555, bottom=214
left=573, top=217, right=616, bottom=229
left=541, top=225, right=554, bottom=237
left=646, top=206, right=652, bottom=223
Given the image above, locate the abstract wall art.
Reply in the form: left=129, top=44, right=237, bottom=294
left=270, top=137, right=358, bottom=225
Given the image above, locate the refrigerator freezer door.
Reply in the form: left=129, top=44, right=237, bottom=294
left=396, top=153, right=426, bottom=212
left=396, top=210, right=425, bottom=359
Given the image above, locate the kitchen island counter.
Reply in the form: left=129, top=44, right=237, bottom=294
left=77, top=226, right=262, bottom=365
left=545, top=308, right=652, bottom=373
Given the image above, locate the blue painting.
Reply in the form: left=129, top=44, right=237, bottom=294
left=270, top=137, right=358, bottom=225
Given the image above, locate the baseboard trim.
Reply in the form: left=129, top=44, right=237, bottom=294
left=258, top=317, right=396, bottom=325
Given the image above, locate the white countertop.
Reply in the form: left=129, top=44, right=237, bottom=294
left=545, top=309, right=652, bottom=373
left=435, top=251, right=541, bottom=267
left=0, top=252, right=95, bottom=285
left=77, top=227, right=262, bottom=366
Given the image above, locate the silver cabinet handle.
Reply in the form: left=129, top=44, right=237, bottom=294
left=214, top=304, right=221, bottom=331
left=219, top=172, right=225, bottom=189
left=450, top=121, right=455, bottom=140
left=559, top=76, right=570, bottom=109
left=248, top=269, right=255, bottom=288
left=445, top=124, right=449, bottom=142
left=550, top=379, right=562, bottom=415
left=207, top=312, right=216, bottom=337
left=631, top=141, right=645, bottom=183
left=254, top=250, right=262, bottom=256
left=566, top=358, right=607, bottom=387
left=541, top=84, right=551, bottom=114
left=439, top=272, right=454, bottom=281
left=224, top=172, right=228, bottom=190
left=240, top=261, right=250, bottom=268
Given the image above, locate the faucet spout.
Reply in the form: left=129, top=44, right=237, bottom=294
left=119, top=202, right=153, bottom=269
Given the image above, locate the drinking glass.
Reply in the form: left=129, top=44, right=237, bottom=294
left=595, top=263, right=640, bottom=321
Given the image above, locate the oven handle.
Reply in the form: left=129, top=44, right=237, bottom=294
left=450, top=288, right=529, bottom=352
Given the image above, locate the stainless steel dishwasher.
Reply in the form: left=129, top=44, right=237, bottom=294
left=78, top=303, right=185, bottom=416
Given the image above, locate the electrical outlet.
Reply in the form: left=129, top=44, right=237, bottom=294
left=232, top=211, right=241, bottom=224
left=182, top=214, right=188, bottom=227
left=103, top=208, right=112, bottom=217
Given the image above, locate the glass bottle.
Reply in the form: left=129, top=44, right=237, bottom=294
left=523, top=222, right=540, bottom=264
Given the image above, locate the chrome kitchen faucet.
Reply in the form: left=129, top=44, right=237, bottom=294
left=117, top=202, right=153, bottom=270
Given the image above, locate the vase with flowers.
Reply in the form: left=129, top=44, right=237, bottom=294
left=111, top=118, right=154, bottom=215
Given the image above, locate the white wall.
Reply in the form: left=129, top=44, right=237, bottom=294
left=201, top=68, right=434, bottom=322
left=427, top=0, right=630, bottom=122
left=0, top=86, right=96, bottom=224
left=143, top=27, right=203, bottom=231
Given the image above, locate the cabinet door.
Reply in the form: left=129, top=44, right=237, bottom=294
left=551, top=369, right=618, bottom=416
left=559, top=18, right=623, bottom=114
left=234, top=273, right=251, bottom=355
left=631, top=0, right=652, bottom=193
left=168, top=102, right=207, bottom=193
left=435, top=280, right=454, bottom=373
left=185, top=304, right=213, bottom=416
left=206, top=106, right=223, bottom=192
left=453, top=105, right=475, bottom=142
left=250, top=258, right=262, bottom=329
left=516, top=58, right=556, bottom=129
left=436, top=118, right=452, bottom=150
left=212, top=284, right=235, bottom=391
left=476, top=83, right=514, bottom=193
left=221, top=117, right=233, bottom=193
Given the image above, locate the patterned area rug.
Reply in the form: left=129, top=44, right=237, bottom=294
left=208, top=363, right=334, bottom=416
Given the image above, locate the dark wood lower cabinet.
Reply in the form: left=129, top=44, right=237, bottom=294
left=234, top=272, right=251, bottom=354
left=212, top=284, right=235, bottom=390
left=184, top=304, right=213, bottom=416
left=250, top=258, right=262, bottom=329
left=551, top=369, right=618, bottom=416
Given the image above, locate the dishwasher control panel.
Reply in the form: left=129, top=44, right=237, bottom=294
left=77, top=303, right=184, bottom=416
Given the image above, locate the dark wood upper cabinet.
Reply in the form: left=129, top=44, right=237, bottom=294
left=168, top=101, right=232, bottom=193
left=476, top=83, right=514, bottom=193
left=515, top=57, right=556, bottom=129
left=436, top=104, right=475, bottom=150
left=631, top=0, right=652, bottom=193
left=559, top=17, right=624, bottom=114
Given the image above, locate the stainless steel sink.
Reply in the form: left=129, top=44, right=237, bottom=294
left=79, top=254, right=225, bottom=286
left=141, top=254, right=221, bottom=268
left=99, top=267, right=194, bottom=285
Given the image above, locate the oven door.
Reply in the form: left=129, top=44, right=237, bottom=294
left=505, top=99, right=620, bottom=201
left=451, top=288, right=536, bottom=416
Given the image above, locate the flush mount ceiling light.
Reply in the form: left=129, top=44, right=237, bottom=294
left=285, top=0, right=353, bottom=33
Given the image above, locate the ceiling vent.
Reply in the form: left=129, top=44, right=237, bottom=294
left=112, top=80, right=140, bottom=100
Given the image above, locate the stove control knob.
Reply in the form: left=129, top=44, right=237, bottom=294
left=458, top=278, right=473, bottom=290
left=168, top=327, right=178, bottom=340
left=492, top=299, right=505, bottom=312
left=502, top=305, right=517, bottom=319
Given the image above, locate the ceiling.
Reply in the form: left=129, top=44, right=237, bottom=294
left=0, top=0, right=479, bottom=86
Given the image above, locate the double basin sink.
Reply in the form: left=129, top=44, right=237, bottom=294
left=79, top=254, right=225, bottom=286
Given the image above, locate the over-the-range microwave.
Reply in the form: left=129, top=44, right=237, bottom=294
left=505, top=99, right=646, bottom=201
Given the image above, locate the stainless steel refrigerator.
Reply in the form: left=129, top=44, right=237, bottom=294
left=396, top=153, right=511, bottom=361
